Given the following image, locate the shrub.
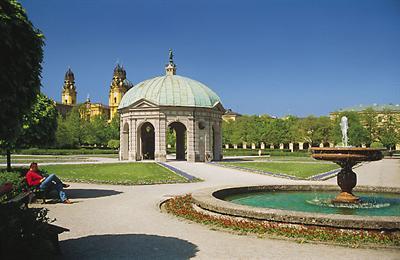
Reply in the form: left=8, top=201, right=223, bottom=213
left=107, top=139, right=120, bottom=149
left=370, top=142, right=384, bottom=148
left=16, top=148, right=118, bottom=155
left=0, top=170, right=26, bottom=201
left=0, top=202, right=54, bottom=258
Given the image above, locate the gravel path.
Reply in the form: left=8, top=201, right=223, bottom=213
left=42, top=159, right=400, bottom=259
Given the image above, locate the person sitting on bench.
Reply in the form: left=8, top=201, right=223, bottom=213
left=26, top=162, right=72, bottom=204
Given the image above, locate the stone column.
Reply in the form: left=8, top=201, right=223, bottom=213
left=225, top=144, right=229, bottom=149
left=155, top=117, right=167, bottom=162
left=260, top=142, right=265, bottom=149
left=251, top=143, right=256, bottom=149
left=270, top=144, right=274, bottom=149
left=319, top=143, right=324, bottom=148
left=213, top=121, right=223, bottom=161
left=128, top=119, right=137, bottom=161
left=299, top=142, right=304, bottom=150
left=233, top=144, right=238, bottom=149
left=119, top=118, right=124, bottom=160
left=329, top=142, right=334, bottom=148
left=289, top=143, right=294, bottom=152
left=279, top=143, right=284, bottom=150
left=243, top=142, right=247, bottom=149
left=187, top=117, right=196, bottom=162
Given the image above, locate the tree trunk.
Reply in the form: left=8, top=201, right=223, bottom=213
left=6, top=149, right=11, bottom=172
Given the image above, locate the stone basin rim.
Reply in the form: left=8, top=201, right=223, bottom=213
left=311, top=147, right=386, bottom=151
left=191, top=185, right=400, bottom=231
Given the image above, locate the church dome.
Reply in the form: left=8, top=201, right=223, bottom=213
left=118, top=74, right=222, bottom=109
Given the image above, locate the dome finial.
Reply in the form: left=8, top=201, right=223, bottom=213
left=86, top=93, right=90, bottom=103
left=169, top=49, right=174, bottom=64
left=165, top=49, right=177, bottom=76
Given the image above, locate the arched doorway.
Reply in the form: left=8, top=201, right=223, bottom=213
left=140, top=122, right=155, bottom=160
left=121, top=122, right=129, bottom=160
left=168, top=122, right=187, bottom=160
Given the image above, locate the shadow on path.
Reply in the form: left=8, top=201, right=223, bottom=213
left=65, top=189, right=122, bottom=199
left=58, top=234, right=199, bottom=259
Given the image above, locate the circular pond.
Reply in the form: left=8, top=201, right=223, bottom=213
left=192, top=185, right=400, bottom=230
left=225, top=191, right=400, bottom=217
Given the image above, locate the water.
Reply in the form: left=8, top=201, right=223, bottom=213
left=225, top=191, right=400, bottom=216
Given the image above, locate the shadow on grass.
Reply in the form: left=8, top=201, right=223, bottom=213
left=58, top=234, right=199, bottom=259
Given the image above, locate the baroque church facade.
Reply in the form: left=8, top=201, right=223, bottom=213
left=57, top=65, right=133, bottom=121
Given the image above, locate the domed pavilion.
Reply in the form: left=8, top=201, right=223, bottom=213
left=118, top=50, right=225, bottom=162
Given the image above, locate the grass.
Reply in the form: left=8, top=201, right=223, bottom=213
left=164, top=195, right=400, bottom=247
left=14, top=148, right=118, bottom=155
left=40, top=163, right=188, bottom=185
left=220, top=161, right=339, bottom=179
left=0, top=154, right=119, bottom=164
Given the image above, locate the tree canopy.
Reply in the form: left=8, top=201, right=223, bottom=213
left=16, top=93, right=58, bottom=148
left=0, top=0, right=44, bottom=148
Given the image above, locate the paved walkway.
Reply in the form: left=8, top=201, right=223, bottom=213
left=43, top=159, right=400, bottom=259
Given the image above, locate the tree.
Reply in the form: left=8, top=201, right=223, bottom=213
left=108, top=114, right=120, bottom=140
left=378, top=112, right=399, bottom=150
left=222, top=120, right=234, bottom=145
left=16, top=94, right=58, bottom=148
left=55, top=115, right=76, bottom=148
left=0, top=0, right=45, bottom=170
left=55, top=107, right=83, bottom=148
left=361, top=108, right=378, bottom=145
left=84, top=116, right=109, bottom=146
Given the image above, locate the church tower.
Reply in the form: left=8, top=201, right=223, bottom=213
left=109, top=64, right=132, bottom=120
left=61, top=68, right=77, bottom=105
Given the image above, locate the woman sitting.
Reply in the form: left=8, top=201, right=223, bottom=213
left=26, top=162, right=72, bottom=204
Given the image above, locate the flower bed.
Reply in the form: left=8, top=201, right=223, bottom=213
left=163, top=194, right=400, bottom=248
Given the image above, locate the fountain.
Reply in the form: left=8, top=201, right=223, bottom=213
left=311, top=116, right=384, bottom=203
left=190, top=116, right=399, bottom=231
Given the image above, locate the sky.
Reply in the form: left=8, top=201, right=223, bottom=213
left=20, top=0, right=400, bottom=117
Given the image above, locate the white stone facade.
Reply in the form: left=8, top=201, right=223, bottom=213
left=119, top=100, right=224, bottom=162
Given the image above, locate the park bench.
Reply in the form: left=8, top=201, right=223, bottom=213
left=28, top=186, right=48, bottom=204
left=21, top=177, right=49, bottom=204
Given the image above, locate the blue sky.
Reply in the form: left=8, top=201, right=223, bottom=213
left=20, top=0, right=400, bottom=117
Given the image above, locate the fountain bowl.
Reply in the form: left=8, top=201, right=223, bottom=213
left=192, top=185, right=400, bottom=231
left=310, top=147, right=384, bottom=162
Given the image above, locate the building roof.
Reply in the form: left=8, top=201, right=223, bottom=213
left=335, top=104, right=400, bottom=113
left=118, top=75, right=222, bottom=109
left=224, top=109, right=241, bottom=116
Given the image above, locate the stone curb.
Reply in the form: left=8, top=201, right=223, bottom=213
left=157, top=162, right=197, bottom=181
left=192, top=185, right=400, bottom=231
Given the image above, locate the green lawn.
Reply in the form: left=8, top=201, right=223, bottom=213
left=41, top=163, right=188, bottom=185
left=220, top=162, right=339, bottom=179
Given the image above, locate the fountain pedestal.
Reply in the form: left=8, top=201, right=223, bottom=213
left=311, top=147, right=383, bottom=204
left=333, top=163, right=359, bottom=203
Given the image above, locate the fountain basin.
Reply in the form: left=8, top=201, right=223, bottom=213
left=192, top=185, right=400, bottom=230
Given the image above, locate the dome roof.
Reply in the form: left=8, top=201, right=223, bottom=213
left=118, top=75, right=222, bottom=109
